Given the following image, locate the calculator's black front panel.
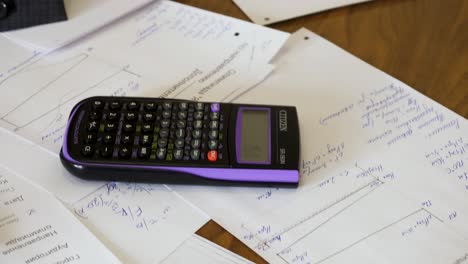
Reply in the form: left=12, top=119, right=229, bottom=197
left=64, top=96, right=231, bottom=168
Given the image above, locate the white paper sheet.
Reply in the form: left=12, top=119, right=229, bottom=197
left=0, top=127, right=209, bottom=263
left=171, top=28, right=468, bottom=263
left=2, top=0, right=155, bottom=51
left=233, top=0, right=371, bottom=25
left=161, top=234, right=254, bottom=264
left=0, top=0, right=287, bottom=153
left=0, top=166, right=121, bottom=264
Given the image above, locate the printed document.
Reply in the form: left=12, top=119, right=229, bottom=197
left=0, top=166, right=121, bottom=264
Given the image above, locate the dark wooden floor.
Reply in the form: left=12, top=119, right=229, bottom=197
left=174, top=0, right=468, bottom=263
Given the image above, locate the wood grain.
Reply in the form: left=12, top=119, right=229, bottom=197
left=174, top=0, right=468, bottom=263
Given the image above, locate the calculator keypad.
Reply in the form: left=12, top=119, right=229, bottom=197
left=78, top=99, right=228, bottom=165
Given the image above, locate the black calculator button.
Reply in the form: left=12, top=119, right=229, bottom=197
left=127, top=101, right=139, bottom=110
left=159, top=128, right=169, bottom=138
left=175, top=128, right=185, bottom=138
left=103, top=134, right=115, bottom=144
left=121, top=135, right=133, bottom=145
left=92, top=100, right=104, bottom=110
left=194, top=111, right=203, bottom=120
left=104, top=123, right=117, bottom=132
left=208, top=130, right=218, bottom=140
left=89, top=111, right=100, bottom=120
left=176, top=120, right=186, bottom=129
left=192, top=129, right=202, bottom=139
left=119, top=146, right=132, bottom=159
left=208, top=139, right=218, bottom=150
left=191, top=139, right=201, bottom=149
left=100, top=146, right=113, bottom=158
left=163, top=102, right=172, bottom=110
left=178, top=111, right=187, bottom=120
left=125, top=112, right=137, bottom=121
left=82, top=145, right=94, bottom=157
left=174, top=149, right=183, bottom=160
left=143, top=113, right=155, bottom=121
left=193, top=120, right=203, bottom=129
left=195, top=103, right=204, bottom=111
left=144, top=102, right=156, bottom=111
left=190, top=149, right=200, bottom=160
left=158, top=138, right=168, bottom=148
left=156, top=148, right=167, bottom=160
left=84, top=134, right=97, bottom=144
left=142, top=123, right=154, bottom=133
left=210, top=112, right=219, bottom=120
left=209, top=121, right=219, bottom=130
left=87, top=121, right=99, bottom=132
left=175, top=138, right=184, bottom=149
left=161, top=120, right=170, bottom=128
left=138, top=147, right=151, bottom=159
left=107, top=112, right=119, bottom=121
left=179, top=102, right=188, bottom=110
left=123, top=123, right=135, bottom=133
left=162, top=110, right=171, bottom=119
left=140, top=135, right=153, bottom=145
left=110, top=102, right=121, bottom=110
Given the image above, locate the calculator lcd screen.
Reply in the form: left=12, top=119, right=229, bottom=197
left=240, top=109, right=270, bottom=163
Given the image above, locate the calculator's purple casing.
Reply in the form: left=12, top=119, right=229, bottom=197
left=60, top=97, right=300, bottom=187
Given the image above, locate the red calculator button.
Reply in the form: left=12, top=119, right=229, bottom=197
left=207, top=150, right=217, bottom=162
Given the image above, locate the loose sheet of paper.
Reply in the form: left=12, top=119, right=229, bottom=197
left=171, top=28, right=468, bottom=263
left=161, top=234, right=254, bottom=264
left=0, top=0, right=287, bottom=153
left=0, top=1, right=289, bottom=263
left=1, top=0, right=155, bottom=51
left=0, top=127, right=209, bottom=264
left=233, top=0, right=371, bottom=25
left=0, top=166, right=121, bottom=264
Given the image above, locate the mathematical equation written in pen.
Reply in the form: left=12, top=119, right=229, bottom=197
left=73, top=182, right=172, bottom=232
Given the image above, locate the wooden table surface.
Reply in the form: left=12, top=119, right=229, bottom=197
left=175, top=0, right=468, bottom=263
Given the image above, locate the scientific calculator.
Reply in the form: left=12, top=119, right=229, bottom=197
left=60, top=96, right=300, bottom=186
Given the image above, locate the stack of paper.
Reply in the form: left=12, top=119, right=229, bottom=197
left=1, top=0, right=466, bottom=263
left=171, top=28, right=468, bottom=263
left=0, top=1, right=287, bottom=263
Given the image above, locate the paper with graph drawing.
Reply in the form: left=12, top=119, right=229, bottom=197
left=0, top=166, right=121, bottom=264
left=170, top=28, right=468, bottom=263
left=233, top=0, right=372, bottom=25
left=1, top=0, right=155, bottom=51
left=0, top=0, right=288, bottom=153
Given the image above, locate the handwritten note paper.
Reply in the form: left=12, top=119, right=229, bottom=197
left=0, top=0, right=287, bottom=152
left=171, top=28, right=468, bottom=263
left=0, top=166, right=121, bottom=264
left=0, top=127, right=210, bottom=263
left=71, top=182, right=209, bottom=264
